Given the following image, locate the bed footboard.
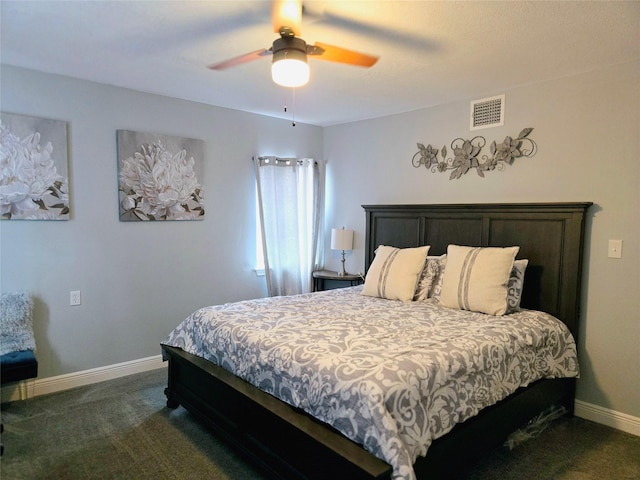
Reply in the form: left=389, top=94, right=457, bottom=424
left=163, top=344, right=574, bottom=480
left=162, top=344, right=392, bottom=480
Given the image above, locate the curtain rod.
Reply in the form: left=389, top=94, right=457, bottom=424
left=253, top=156, right=320, bottom=166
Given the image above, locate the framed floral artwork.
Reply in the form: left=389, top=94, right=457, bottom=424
left=1, top=112, right=70, bottom=220
left=117, top=130, right=204, bottom=221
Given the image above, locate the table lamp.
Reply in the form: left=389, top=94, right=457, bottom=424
left=331, top=227, right=354, bottom=276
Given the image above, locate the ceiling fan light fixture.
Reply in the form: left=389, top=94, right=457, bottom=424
left=271, top=37, right=309, bottom=88
left=272, top=57, right=309, bottom=87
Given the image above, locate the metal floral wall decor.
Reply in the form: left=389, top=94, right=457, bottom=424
left=1, top=112, right=70, bottom=220
left=411, top=128, right=536, bottom=180
left=117, top=130, right=204, bottom=221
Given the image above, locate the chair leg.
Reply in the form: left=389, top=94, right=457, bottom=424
left=18, top=382, right=27, bottom=401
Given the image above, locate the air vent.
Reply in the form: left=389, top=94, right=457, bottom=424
left=470, top=95, right=505, bottom=130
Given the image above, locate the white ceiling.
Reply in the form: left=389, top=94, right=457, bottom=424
left=2, top=1, right=639, bottom=127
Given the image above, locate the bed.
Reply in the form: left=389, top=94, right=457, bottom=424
left=161, top=202, right=591, bottom=480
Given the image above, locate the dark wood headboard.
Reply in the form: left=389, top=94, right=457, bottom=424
left=362, top=203, right=592, bottom=339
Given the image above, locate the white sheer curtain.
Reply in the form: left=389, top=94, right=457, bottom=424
left=254, top=156, right=326, bottom=297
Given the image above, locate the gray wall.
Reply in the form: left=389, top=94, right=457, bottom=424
left=323, top=61, right=640, bottom=418
left=0, top=65, right=322, bottom=378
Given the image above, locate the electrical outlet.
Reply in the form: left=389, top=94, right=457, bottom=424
left=70, top=290, right=81, bottom=306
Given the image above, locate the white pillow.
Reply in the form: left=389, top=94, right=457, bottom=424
left=439, top=245, right=519, bottom=315
left=362, top=245, right=430, bottom=301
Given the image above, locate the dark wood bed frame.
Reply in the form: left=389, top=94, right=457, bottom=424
left=162, top=202, right=592, bottom=479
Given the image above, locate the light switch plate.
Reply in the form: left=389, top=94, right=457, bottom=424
left=608, top=239, right=623, bottom=258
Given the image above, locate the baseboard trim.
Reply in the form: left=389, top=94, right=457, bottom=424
left=1, top=354, right=166, bottom=402
left=575, top=399, right=640, bottom=436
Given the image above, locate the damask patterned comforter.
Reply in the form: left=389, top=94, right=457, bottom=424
left=162, top=286, right=578, bottom=480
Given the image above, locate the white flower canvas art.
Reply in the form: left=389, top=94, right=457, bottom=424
left=117, top=130, right=204, bottom=221
left=0, top=112, right=70, bottom=220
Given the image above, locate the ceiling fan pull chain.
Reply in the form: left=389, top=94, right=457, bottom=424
left=281, top=89, right=296, bottom=126
left=292, top=87, right=296, bottom=127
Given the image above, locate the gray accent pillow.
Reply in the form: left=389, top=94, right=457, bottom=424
left=506, top=259, right=529, bottom=313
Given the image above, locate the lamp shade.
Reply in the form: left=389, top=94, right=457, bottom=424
left=331, top=228, right=354, bottom=251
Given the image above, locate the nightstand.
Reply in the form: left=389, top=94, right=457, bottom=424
left=312, top=270, right=363, bottom=292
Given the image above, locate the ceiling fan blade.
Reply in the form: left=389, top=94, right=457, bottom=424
left=311, top=42, right=379, bottom=67
left=208, top=49, right=271, bottom=71
left=272, top=0, right=302, bottom=37
left=303, top=7, right=440, bottom=53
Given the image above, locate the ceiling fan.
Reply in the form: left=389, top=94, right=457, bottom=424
left=207, top=0, right=379, bottom=88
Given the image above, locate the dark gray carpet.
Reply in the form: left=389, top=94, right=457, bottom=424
left=1, top=368, right=638, bottom=479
